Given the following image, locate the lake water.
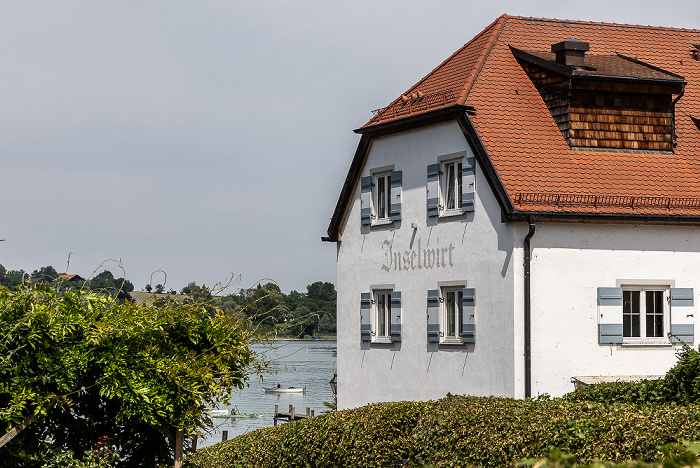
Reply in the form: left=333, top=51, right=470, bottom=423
left=197, top=339, right=337, bottom=448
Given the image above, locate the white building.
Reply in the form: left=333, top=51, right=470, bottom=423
left=324, top=15, right=700, bottom=410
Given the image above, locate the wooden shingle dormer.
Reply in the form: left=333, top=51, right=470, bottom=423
left=512, top=40, right=686, bottom=152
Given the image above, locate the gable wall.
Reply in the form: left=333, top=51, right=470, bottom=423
left=336, top=121, right=517, bottom=409
left=528, top=221, right=700, bottom=397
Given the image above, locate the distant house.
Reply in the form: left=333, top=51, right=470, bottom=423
left=54, top=274, right=85, bottom=283
left=324, top=15, right=700, bottom=409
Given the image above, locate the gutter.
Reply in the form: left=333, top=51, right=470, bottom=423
left=523, top=218, right=536, bottom=399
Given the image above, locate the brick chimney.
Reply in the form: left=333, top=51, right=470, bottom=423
left=551, top=39, right=589, bottom=67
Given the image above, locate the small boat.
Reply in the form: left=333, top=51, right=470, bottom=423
left=211, top=412, right=263, bottom=420
left=262, top=385, right=306, bottom=393
left=208, top=409, right=263, bottom=419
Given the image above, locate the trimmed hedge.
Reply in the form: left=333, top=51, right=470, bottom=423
left=184, top=401, right=424, bottom=468
left=185, top=348, right=700, bottom=467
left=185, top=396, right=700, bottom=468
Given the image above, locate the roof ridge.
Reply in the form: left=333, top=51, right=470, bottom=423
left=456, top=14, right=508, bottom=105
left=508, top=15, right=700, bottom=33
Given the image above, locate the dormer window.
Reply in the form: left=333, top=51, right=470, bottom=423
left=512, top=41, right=686, bottom=152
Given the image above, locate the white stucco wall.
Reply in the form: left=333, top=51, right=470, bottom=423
left=528, top=222, right=700, bottom=397
left=336, top=122, right=517, bottom=409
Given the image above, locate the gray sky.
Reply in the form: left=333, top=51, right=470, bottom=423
left=0, top=0, right=697, bottom=293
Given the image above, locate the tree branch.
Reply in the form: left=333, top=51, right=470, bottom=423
left=0, top=412, right=41, bottom=449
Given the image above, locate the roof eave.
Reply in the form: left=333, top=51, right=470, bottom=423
left=355, top=104, right=475, bottom=136
left=510, top=210, right=700, bottom=224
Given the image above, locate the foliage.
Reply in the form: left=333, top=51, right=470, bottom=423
left=519, top=441, right=700, bottom=467
left=566, top=345, right=700, bottom=406
left=184, top=394, right=700, bottom=468
left=0, top=283, right=258, bottom=467
left=183, top=401, right=425, bottom=468
left=564, top=380, right=667, bottom=405
left=41, top=436, right=119, bottom=468
left=215, top=281, right=336, bottom=338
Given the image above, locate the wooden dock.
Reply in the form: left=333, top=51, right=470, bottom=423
left=273, top=404, right=314, bottom=426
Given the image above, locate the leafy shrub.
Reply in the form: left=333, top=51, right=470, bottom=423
left=566, top=346, right=700, bottom=406
left=564, top=380, right=666, bottom=405
left=185, top=396, right=700, bottom=468
left=183, top=401, right=425, bottom=468
left=663, top=346, right=700, bottom=404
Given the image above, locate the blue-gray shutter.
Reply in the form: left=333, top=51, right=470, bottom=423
left=390, top=291, right=402, bottom=342
left=462, top=288, right=476, bottom=343
left=461, top=156, right=476, bottom=212
left=598, top=287, right=623, bottom=344
left=360, top=292, right=372, bottom=341
left=360, top=176, right=372, bottom=226
left=427, top=164, right=439, bottom=217
left=670, top=288, right=694, bottom=343
left=390, top=170, right=402, bottom=221
left=427, top=289, right=440, bottom=342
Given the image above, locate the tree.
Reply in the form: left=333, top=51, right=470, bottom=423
left=155, top=284, right=165, bottom=294
left=145, top=284, right=153, bottom=293
left=30, top=265, right=59, bottom=283
left=0, top=283, right=258, bottom=468
left=0, top=268, right=26, bottom=290
left=306, top=281, right=336, bottom=303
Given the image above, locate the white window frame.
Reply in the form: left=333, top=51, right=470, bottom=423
left=372, top=170, right=392, bottom=224
left=439, top=157, right=463, bottom=217
left=440, top=285, right=464, bottom=344
left=372, top=289, right=393, bottom=343
left=621, top=285, right=670, bottom=344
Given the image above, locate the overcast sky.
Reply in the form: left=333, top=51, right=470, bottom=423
left=0, top=0, right=697, bottom=294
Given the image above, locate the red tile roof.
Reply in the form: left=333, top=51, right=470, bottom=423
left=363, top=15, right=700, bottom=218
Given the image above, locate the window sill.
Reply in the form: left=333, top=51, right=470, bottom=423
left=371, top=219, right=394, bottom=227
left=371, top=337, right=392, bottom=344
left=439, top=210, right=464, bottom=219
left=440, top=338, right=464, bottom=345
left=620, top=340, right=673, bottom=347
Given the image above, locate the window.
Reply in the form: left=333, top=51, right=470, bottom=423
left=442, top=287, right=463, bottom=342
left=360, top=289, right=402, bottom=343
left=373, top=172, right=392, bottom=223
left=361, top=169, right=402, bottom=226
left=427, top=286, right=476, bottom=344
left=373, top=290, right=392, bottom=341
left=598, top=285, right=694, bottom=345
left=441, top=160, right=462, bottom=215
left=427, top=153, right=475, bottom=217
left=623, top=288, right=667, bottom=339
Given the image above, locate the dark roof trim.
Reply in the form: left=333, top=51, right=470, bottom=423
left=355, top=104, right=475, bottom=137
left=324, top=108, right=515, bottom=243
left=325, top=105, right=475, bottom=242
left=511, top=46, right=685, bottom=87
left=324, top=133, right=372, bottom=242
left=510, top=210, right=700, bottom=224
left=456, top=113, right=515, bottom=219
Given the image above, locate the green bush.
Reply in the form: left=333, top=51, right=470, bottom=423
left=185, top=347, right=700, bottom=468
left=185, top=396, right=700, bottom=468
left=564, top=380, right=667, bottom=404
left=566, top=346, right=700, bottom=406
left=184, top=401, right=424, bottom=468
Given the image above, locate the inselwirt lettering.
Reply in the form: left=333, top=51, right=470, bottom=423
left=381, top=239, right=454, bottom=272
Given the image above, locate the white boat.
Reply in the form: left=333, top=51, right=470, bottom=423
left=207, top=409, right=263, bottom=419
left=262, top=385, right=306, bottom=393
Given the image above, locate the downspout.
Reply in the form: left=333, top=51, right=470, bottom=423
left=523, top=218, right=536, bottom=399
